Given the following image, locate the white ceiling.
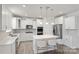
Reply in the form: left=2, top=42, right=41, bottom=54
left=2, top=4, right=79, bottom=18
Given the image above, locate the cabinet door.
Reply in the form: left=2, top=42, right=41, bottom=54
left=2, top=9, right=12, bottom=30
left=75, top=16, right=79, bottom=29
left=64, top=16, right=76, bottom=29
left=55, top=16, right=63, bottom=24
left=2, top=14, right=6, bottom=30
left=11, top=41, right=16, bottom=54
left=33, top=20, right=37, bottom=29
left=20, top=33, right=33, bottom=41
left=6, top=14, right=12, bottom=30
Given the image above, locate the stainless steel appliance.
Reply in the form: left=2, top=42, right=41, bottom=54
left=26, top=25, right=33, bottom=29
left=53, top=24, right=62, bottom=39
left=37, top=27, right=43, bottom=35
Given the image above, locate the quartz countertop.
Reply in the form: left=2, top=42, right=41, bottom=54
left=0, top=32, right=19, bottom=45
left=33, top=35, right=59, bottom=40
left=0, top=36, right=18, bottom=45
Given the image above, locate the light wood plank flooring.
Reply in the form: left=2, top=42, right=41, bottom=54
left=16, top=41, right=79, bottom=54
left=16, top=41, right=33, bottom=54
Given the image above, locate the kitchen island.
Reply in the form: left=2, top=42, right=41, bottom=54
left=33, top=35, right=59, bottom=54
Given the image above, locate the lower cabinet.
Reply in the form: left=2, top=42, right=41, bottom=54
left=33, top=39, right=57, bottom=54
left=19, top=33, right=33, bottom=41
left=0, top=40, right=16, bottom=54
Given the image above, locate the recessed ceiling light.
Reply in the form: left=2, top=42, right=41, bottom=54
left=51, top=23, right=54, bottom=25
left=46, top=22, right=48, bottom=25
left=40, top=22, right=42, bottom=24
left=22, top=5, right=26, bottom=7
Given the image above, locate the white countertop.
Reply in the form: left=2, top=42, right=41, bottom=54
left=0, top=36, right=18, bottom=45
left=0, top=33, right=20, bottom=45
left=33, top=35, right=59, bottom=40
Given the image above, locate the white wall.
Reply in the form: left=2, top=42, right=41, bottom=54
left=12, top=18, right=17, bottom=29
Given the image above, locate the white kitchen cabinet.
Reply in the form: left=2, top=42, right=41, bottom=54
left=64, top=36, right=73, bottom=48
left=19, top=32, right=33, bottom=42
left=6, top=13, right=12, bottom=30
left=2, top=5, right=13, bottom=31
left=33, top=20, right=37, bottom=29
left=12, top=18, right=17, bottom=29
left=20, top=18, right=33, bottom=29
left=12, top=17, right=22, bottom=29
left=63, top=31, right=79, bottom=48
left=64, top=16, right=75, bottom=29
left=0, top=38, right=17, bottom=54
left=64, top=16, right=79, bottom=29
left=55, top=16, right=63, bottom=24
left=33, top=35, right=58, bottom=53
left=75, top=16, right=79, bottom=29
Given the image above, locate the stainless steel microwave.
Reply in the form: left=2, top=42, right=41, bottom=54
left=26, top=25, right=33, bottom=29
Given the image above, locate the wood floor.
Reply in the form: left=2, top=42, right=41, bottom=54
left=16, top=41, right=79, bottom=54
left=16, top=41, right=33, bottom=54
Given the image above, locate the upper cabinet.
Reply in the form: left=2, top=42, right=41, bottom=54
left=55, top=16, right=63, bottom=24
left=64, top=16, right=79, bottom=29
left=2, top=5, right=13, bottom=31
left=20, top=18, right=33, bottom=29
left=2, top=11, right=13, bottom=31
left=13, top=18, right=35, bottom=29
left=32, top=19, right=37, bottom=29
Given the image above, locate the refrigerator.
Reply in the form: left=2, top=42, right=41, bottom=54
left=53, top=24, right=62, bottom=39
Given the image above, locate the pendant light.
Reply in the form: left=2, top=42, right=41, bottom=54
left=51, top=9, right=53, bottom=20
left=51, top=9, right=54, bottom=25
left=40, top=7, right=43, bottom=18
left=46, top=6, right=50, bottom=24
left=46, top=7, right=50, bottom=20
left=39, top=7, right=43, bottom=24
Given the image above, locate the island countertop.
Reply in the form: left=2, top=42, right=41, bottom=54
left=33, top=35, right=59, bottom=40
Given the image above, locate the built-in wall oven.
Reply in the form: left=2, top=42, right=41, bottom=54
left=37, top=27, right=43, bottom=35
